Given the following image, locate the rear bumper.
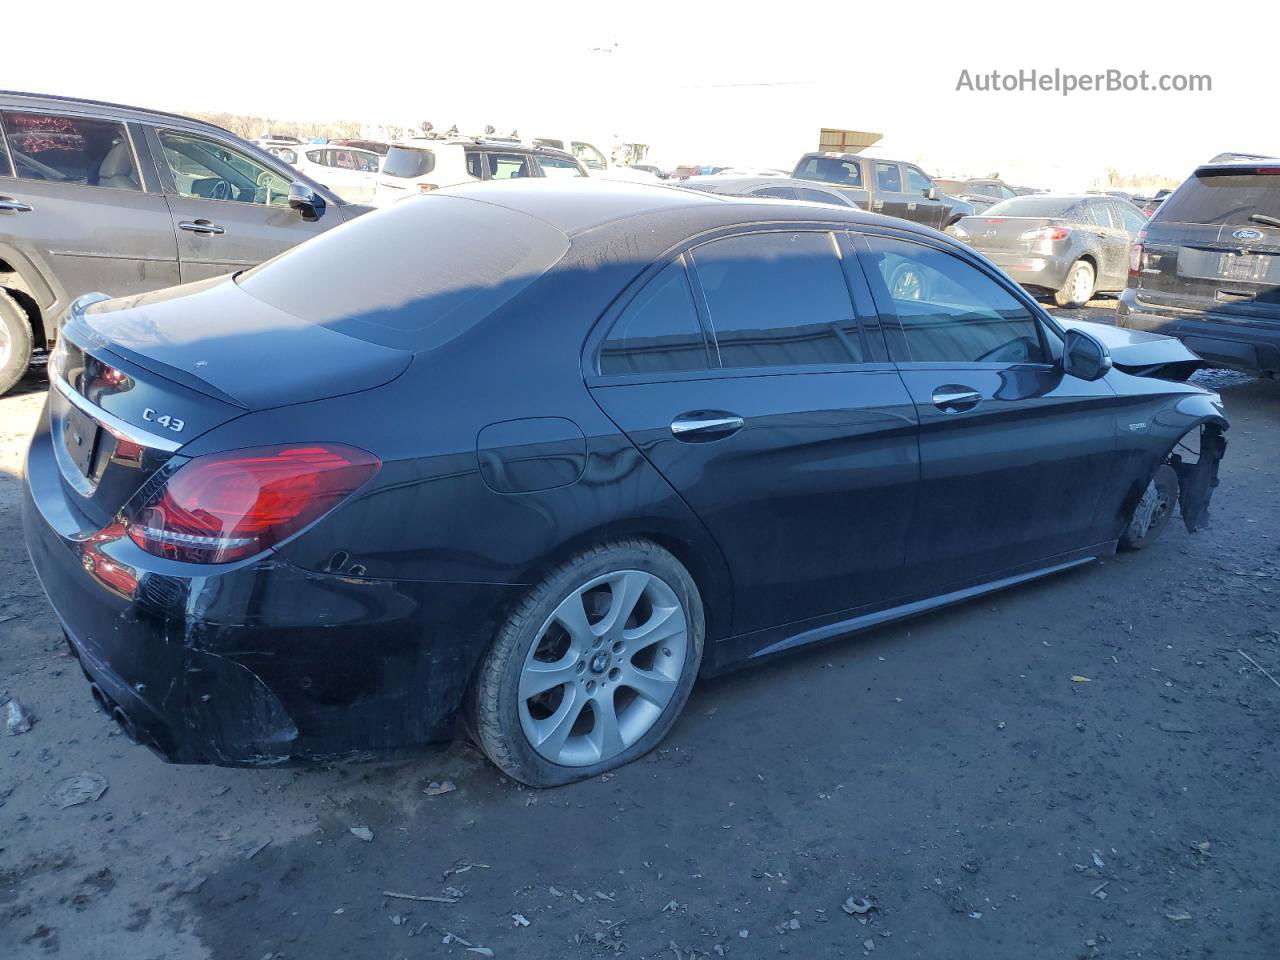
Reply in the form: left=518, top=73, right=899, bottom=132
left=981, top=251, right=1073, bottom=291
left=1117, top=290, right=1280, bottom=377
left=22, top=415, right=520, bottom=766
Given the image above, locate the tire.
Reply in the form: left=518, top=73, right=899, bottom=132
left=1120, top=463, right=1179, bottom=550
left=0, top=289, right=35, bottom=397
left=1054, top=260, right=1096, bottom=308
left=467, top=539, right=705, bottom=787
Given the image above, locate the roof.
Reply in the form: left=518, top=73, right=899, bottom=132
left=678, top=175, right=847, bottom=195
left=0, top=89, right=236, bottom=136
left=1194, top=159, right=1280, bottom=174
left=388, top=137, right=579, bottom=161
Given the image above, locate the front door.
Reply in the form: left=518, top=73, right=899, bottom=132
left=903, top=164, right=948, bottom=229
left=0, top=110, right=178, bottom=304
left=858, top=231, right=1121, bottom=594
left=147, top=127, right=336, bottom=282
left=586, top=230, right=920, bottom=641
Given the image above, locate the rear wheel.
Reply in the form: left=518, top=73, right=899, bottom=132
left=468, top=540, right=704, bottom=786
left=1120, top=463, right=1179, bottom=549
left=0, top=290, right=34, bottom=396
left=1054, top=260, right=1096, bottom=308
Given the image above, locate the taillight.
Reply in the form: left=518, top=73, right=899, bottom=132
left=1018, top=226, right=1071, bottom=242
left=1129, top=228, right=1148, bottom=277
left=417, top=182, right=439, bottom=193
left=125, top=444, right=379, bottom=563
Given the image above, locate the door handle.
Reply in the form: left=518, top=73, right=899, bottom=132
left=671, top=412, right=744, bottom=441
left=0, top=196, right=33, bottom=213
left=178, top=219, right=225, bottom=235
left=931, top=385, right=982, bottom=413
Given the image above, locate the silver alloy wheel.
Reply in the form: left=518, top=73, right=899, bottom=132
left=518, top=569, right=689, bottom=766
left=1069, top=262, right=1094, bottom=304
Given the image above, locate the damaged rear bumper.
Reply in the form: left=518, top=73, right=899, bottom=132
left=23, top=467, right=520, bottom=766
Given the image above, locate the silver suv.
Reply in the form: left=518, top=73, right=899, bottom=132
left=0, top=91, right=370, bottom=394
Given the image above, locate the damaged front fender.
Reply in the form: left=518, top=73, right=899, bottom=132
left=1172, top=422, right=1227, bottom=533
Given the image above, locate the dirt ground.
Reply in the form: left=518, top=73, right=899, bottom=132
left=2, top=303, right=1278, bottom=960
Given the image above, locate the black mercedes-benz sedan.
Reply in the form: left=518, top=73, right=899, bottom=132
left=23, top=180, right=1228, bottom=786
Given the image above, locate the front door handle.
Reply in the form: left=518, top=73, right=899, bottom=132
left=0, top=196, right=33, bottom=213
left=178, top=219, right=225, bottom=235
left=671, top=412, right=744, bottom=442
left=931, top=385, right=982, bottom=413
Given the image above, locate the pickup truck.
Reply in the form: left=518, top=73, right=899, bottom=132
left=792, top=152, right=967, bottom=230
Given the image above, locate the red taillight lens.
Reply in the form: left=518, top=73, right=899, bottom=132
left=417, top=182, right=439, bottom=193
left=1129, top=228, right=1148, bottom=276
left=126, top=444, right=379, bottom=563
left=1018, top=226, right=1071, bottom=242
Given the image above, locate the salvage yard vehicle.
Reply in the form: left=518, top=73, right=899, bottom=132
left=291, top=144, right=382, bottom=203
left=792, top=151, right=966, bottom=229
left=1118, top=159, right=1280, bottom=378
left=23, top=180, right=1228, bottom=787
left=371, top=138, right=585, bottom=206
left=935, top=178, right=1021, bottom=214
left=677, top=174, right=857, bottom=207
left=0, top=91, right=369, bottom=396
left=950, top=193, right=1148, bottom=307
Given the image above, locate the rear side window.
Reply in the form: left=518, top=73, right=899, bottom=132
left=2, top=111, right=139, bottom=190
left=1157, top=171, right=1280, bottom=226
left=487, top=153, right=533, bottom=179
left=875, top=163, right=902, bottom=192
left=985, top=196, right=1076, bottom=217
left=382, top=146, right=435, bottom=179
left=600, top=260, right=708, bottom=376
left=0, top=131, right=11, bottom=178
left=862, top=235, right=1047, bottom=365
left=237, top=194, right=570, bottom=351
left=537, top=155, right=585, bottom=178
left=795, top=155, right=863, bottom=188
left=691, top=232, right=864, bottom=368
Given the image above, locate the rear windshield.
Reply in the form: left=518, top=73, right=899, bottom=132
left=1156, top=171, right=1280, bottom=226
left=382, top=146, right=435, bottom=179
left=984, top=196, right=1077, bottom=217
left=237, top=195, right=570, bottom=351
left=794, top=155, right=863, bottom=188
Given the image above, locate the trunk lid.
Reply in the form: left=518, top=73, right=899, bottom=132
left=959, top=216, right=1069, bottom=253
left=50, top=278, right=410, bottom=529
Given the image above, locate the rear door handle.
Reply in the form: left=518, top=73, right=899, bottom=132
left=178, top=219, right=225, bottom=235
left=671, top=412, right=744, bottom=441
left=0, top=196, right=33, bottom=213
left=931, top=385, right=982, bottom=413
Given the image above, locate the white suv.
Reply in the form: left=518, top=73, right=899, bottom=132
left=292, top=145, right=382, bottom=203
left=371, top=138, right=586, bottom=207
left=531, top=136, right=659, bottom=183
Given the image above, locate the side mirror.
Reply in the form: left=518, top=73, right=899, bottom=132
left=1062, top=328, right=1112, bottom=381
left=927, top=186, right=938, bottom=200
left=288, top=181, right=326, bottom=221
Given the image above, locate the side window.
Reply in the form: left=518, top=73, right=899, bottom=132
left=795, top=156, right=863, bottom=188
left=157, top=130, right=290, bottom=206
left=0, top=126, right=11, bottom=178
left=863, top=235, right=1047, bottom=365
left=571, top=142, right=607, bottom=171
left=335, top=150, right=356, bottom=170
left=600, top=259, right=708, bottom=376
left=357, top=152, right=380, bottom=173
left=795, top=187, right=849, bottom=207
left=305, top=149, right=325, bottom=166
left=487, top=153, right=532, bottom=179
left=875, top=162, right=902, bottom=192
left=691, top=231, right=864, bottom=368
left=1116, top=201, right=1146, bottom=233
left=2, top=111, right=139, bottom=190
left=465, top=151, right=484, bottom=179
left=905, top=166, right=932, bottom=195
left=997, top=184, right=1018, bottom=199
left=537, top=155, right=585, bottom=178
left=1084, top=202, right=1115, bottom=228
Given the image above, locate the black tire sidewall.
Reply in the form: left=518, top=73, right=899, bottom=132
left=1055, top=260, right=1095, bottom=308
left=476, top=542, right=704, bottom=787
left=0, top=292, right=34, bottom=396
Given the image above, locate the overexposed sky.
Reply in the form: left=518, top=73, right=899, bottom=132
left=7, top=2, right=1277, bottom=189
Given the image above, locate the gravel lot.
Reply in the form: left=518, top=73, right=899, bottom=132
left=2, top=303, right=1278, bottom=960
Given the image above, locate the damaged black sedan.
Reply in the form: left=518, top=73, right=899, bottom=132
left=23, top=180, right=1228, bottom=786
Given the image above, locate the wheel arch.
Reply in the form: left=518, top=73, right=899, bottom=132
left=0, top=244, right=57, bottom=348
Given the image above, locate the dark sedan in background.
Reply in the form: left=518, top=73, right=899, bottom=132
left=24, top=180, right=1227, bottom=787
left=1119, top=159, right=1280, bottom=378
left=677, top=174, right=856, bottom=206
left=935, top=177, right=1023, bottom=213
left=951, top=193, right=1148, bottom=306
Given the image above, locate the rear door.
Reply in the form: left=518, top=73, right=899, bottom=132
left=872, top=161, right=910, bottom=220
left=146, top=126, right=337, bottom=282
left=858, top=231, right=1120, bottom=593
left=1084, top=199, right=1130, bottom=288
left=1136, top=167, right=1280, bottom=321
left=586, top=229, right=919, bottom=641
left=0, top=109, right=178, bottom=303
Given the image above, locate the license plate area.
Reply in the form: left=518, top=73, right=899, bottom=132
left=61, top=403, right=103, bottom=479
left=1219, top=252, right=1265, bottom=282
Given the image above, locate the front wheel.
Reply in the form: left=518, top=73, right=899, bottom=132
left=1120, top=463, right=1179, bottom=549
left=467, top=540, right=704, bottom=786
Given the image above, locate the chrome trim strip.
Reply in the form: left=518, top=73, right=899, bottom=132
left=51, top=370, right=183, bottom=453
